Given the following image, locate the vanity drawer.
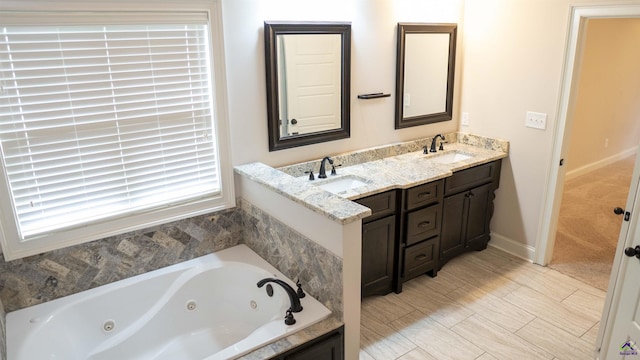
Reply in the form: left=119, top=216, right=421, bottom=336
left=405, top=204, right=440, bottom=246
left=356, top=190, right=397, bottom=223
left=405, top=180, right=443, bottom=210
left=403, top=237, right=438, bottom=280
left=444, top=161, right=497, bottom=195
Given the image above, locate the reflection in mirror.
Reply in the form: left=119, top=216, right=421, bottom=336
left=265, top=22, right=351, bottom=151
left=395, top=23, right=457, bottom=129
left=277, top=34, right=341, bottom=137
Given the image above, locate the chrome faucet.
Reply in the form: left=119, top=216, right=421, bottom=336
left=429, top=134, right=446, bottom=153
left=318, top=156, right=335, bottom=178
left=257, top=278, right=303, bottom=313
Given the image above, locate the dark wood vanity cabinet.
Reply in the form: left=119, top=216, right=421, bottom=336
left=440, top=160, right=502, bottom=267
left=356, top=159, right=502, bottom=298
left=355, top=191, right=398, bottom=298
left=398, top=180, right=443, bottom=288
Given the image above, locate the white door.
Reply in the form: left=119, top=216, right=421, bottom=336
left=281, top=34, right=341, bottom=136
left=600, top=152, right=640, bottom=359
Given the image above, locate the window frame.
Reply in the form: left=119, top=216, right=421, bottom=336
left=0, top=0, right=234, bottom=260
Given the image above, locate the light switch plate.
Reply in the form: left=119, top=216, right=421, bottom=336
left=526, top=111, right=547, bottom=130
left=461, top=112, right=469, bottom=126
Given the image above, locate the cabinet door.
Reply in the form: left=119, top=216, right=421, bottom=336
left=362, top=215, right=396, bottom=297
left=465, top=182, right=492, bottom=248
left=440, top=190, right=467, bottom=260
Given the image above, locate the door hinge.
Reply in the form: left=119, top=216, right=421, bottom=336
left=625, top=211, right=631, bottom=221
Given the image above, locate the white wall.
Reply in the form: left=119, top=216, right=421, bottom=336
left=566, top=18, right=640, bottom=175
left=459, top=0, right=640, bottom=252
left=223, top=0, right=640, bottom=273
left=460, top=0, right=568, bottom=251
left=222, top=0, right=465, bottom=168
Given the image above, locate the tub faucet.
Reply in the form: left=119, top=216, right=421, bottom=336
left=318, top=156, right=334, bottom=178
left=257, top=278, right=303, bottom=313
left=429, top=134, right=446, bottom=153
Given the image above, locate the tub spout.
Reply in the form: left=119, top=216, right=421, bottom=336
left=257, top=278, right=303, bottom=313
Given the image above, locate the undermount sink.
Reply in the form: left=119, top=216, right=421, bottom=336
left=316, top=175, right=368, bottom=195
left=430, top=151, right=473, bottom=164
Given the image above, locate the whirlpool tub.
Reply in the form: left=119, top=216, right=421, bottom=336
left=6, top=244, right=332, bottom=359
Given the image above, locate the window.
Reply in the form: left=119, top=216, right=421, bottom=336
left=0, top=0, right=234, bottom=260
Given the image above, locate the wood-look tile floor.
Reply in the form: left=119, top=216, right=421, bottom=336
left=360, top=246, right=605, bottom=360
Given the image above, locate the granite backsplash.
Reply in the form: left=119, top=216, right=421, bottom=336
left=278, top=132, right=509, bottom=177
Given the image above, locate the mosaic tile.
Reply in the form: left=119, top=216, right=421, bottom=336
left=239, top=198, right=343, bottom=320
left=0, top=208, right=242, bottom=313
left=0, top=199, right=341, bottom=359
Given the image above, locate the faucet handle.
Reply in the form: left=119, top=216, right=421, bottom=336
left=439, top=141, right=448, bottom=151
left=284, top=309, right=296, bottom=325
left=423, top=146, right=429, bottom=154
left=304, top=170, right=315, bottom=181
left=296, top=279, right=306, bottom=298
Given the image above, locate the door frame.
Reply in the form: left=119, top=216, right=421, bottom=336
left=534, top=3, right=640, bottom=355
left=534, top=3, right=640, bottom=265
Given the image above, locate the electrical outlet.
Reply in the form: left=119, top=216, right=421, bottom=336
left=605, top=138, right=609, bottom=148
left=404, top=93, right=411, bottom=107
left=525, top=111, right=547, bottom=130
left=461, top=112, right=469, bottom=126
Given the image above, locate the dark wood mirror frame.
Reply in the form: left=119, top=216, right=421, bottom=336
left=264, top=21, right=351, bottom=151
left=395, top=23, right=457, bottom=129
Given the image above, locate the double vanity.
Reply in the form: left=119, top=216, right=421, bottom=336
left=237, top=132, right=508, bottom=298
left=234, top=132, right=508, bottom=358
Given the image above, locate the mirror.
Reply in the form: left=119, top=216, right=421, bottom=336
left=264, top=21, right=351, bottom=151
left=395, top=23, right=457, bottom=129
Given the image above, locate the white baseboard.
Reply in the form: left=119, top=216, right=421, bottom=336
left=565, top=146, right=638, bottom=181
left=489, top=232, right=536, bottom=262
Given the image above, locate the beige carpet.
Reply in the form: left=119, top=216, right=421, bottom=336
left=549, top=155, right=636, bottom=291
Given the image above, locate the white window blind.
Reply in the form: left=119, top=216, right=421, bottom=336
left=0, top=22, right=222, bottom=239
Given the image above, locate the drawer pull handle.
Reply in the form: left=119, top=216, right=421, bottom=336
left=415, top=254, right=427, bottom=261
left=418, top=192, right=431, bottom=197
left=418, top=221, right=431, bottom=228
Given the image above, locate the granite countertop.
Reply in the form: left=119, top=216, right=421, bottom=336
left=234, top=134, right=509, bottom=225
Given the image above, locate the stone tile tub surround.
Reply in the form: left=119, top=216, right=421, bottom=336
left=0, top=209, right=243, bottom=313
left=0, top=202, right=342, bottom=359
left=0, top=204, right=341, bottom=314
left=239, top=198, right=343, bottom=319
